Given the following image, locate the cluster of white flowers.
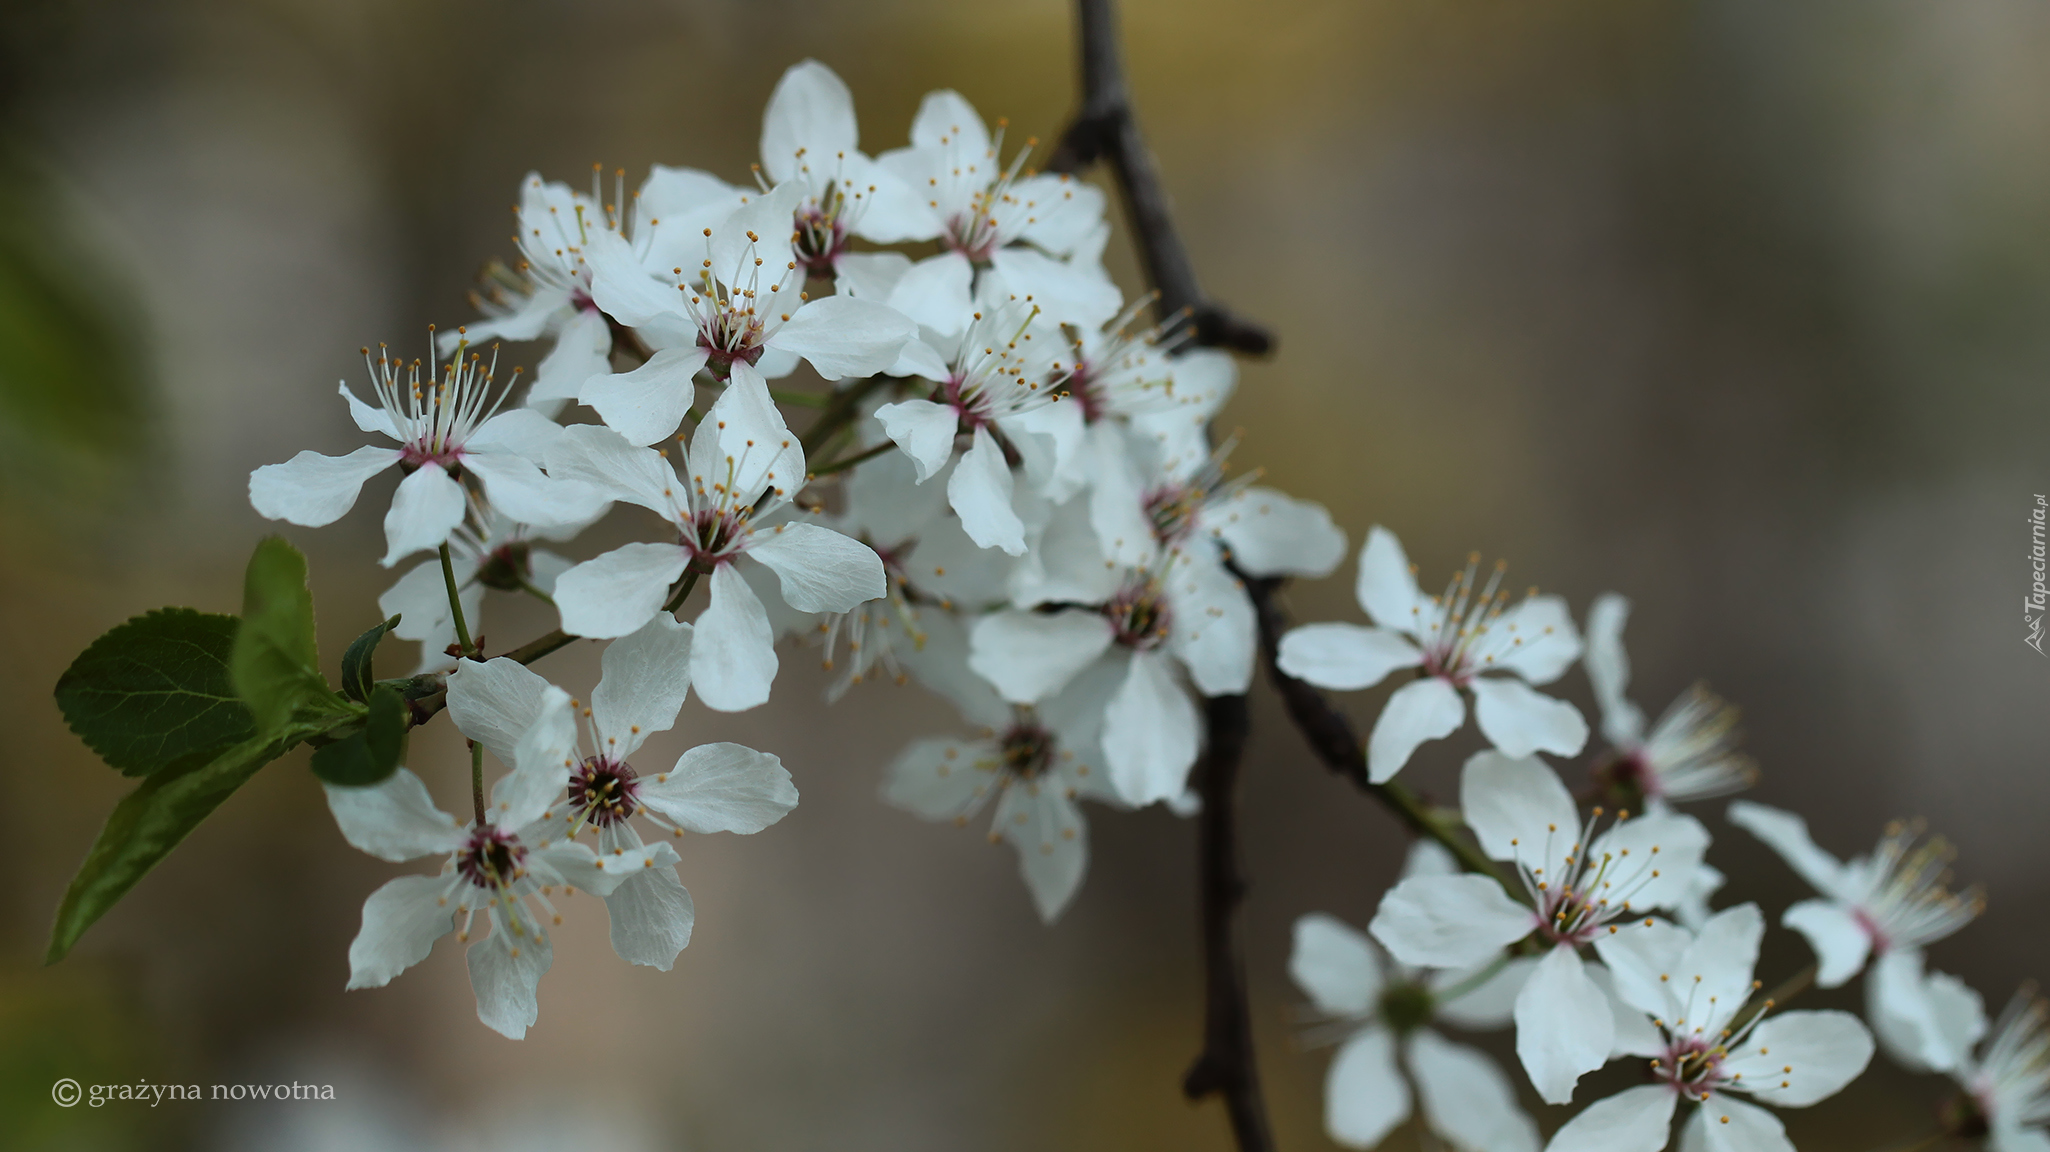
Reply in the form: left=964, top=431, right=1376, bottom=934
left=233, top=56, right=2041, bottom=1150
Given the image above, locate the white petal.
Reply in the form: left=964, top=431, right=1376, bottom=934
left=1866, top=949, right=1980, bottom=1073
left=1460, top=750, right=1580, bottom=862
left=463, top=450, right=611, bottom=532
left=841, top=153, right=939, bottom=244
left=248, top=445, right=398, bottom=527
left=948, top=425, right=1025, bottom=554
left=882, top=737, right=1002, bottom=821
left=1515, top=945, right=1615, bottom=1105
left=1541, top=1085, right=1676, bottom=1152
left=994, top=779, right=1089, bottom=923
left=1693, top=1096, right=1792, bottom=1152
left=1000, top=400, right=1088, bottom=504
left=639, top=742, right=798, bottom=833
left=1402, top=839, right=1462, bottom=879
left=1205, top=486, right=1348, bottom=579
left=1720, top=1009, right=1873, bottom=1108
left=324, top=769, right=465, bottom=862
left=380, top=463, right=468, bottom=567
left=465, top=406, right=565, bottom=461
left=1276, top=623, right=1420, bottom=691
left=1592, top=917, right=1695, bottom=1020
left=530, top=839, right=637, bottom=898
left=579, top=347, right=704, bottom=446
left=746, top=522, right=886, bottom=612
left=466, top=915, right=553, bottom=1040
left=604, top=861, right=695, bottom=970
left=553, top=543, right=689, bottom=639
left=1101, top=650, right=1201, bottom=806
left=1487, top=595, right=1584, bottom=686
left=1584, top=592, right=1647, bottom=746
left=771, top=296, right=918, bottom=379
left=760, top=59, right=857, bottom=184
left=1587, top=811, right=1712, bottom=912
left=1166, top=552, right=1258, bottom=696
left=546, top=423, right=683, bottom=515
left=874, top=399, right=961, bottom=482
left=496, top=686, right=574, bottom=829
left=1324, top=1026, right=1412, bottom=1149
left=346, top=874, right=457, bottom=990
left=910, top=88, right=990, bottom=153
left=445, top=657, right=555, bottom=770
left=340, top=381, right=399, bottom=438
left=1368, top=873, right=1534, bottom=969
left=1725, top=801, right=1851, bottom=899
left=584, top=226, right=691, bottom=341
left=986, top=246, right=1121, bottom=327
left=637, top=166, right=750, bottom=270
left=1590, top=960, right=1669, bottom=1058
left=832, top=250, right=913, bottom=302
left=886, top=252, right=975, bottom=335
left=1431, top=956, right=1539, bottom=1030
left=884, top=336, right=951, bottom=381
left=1407, top=1029, right=1542, bottom=1152
left=968, top=609, right=1116, bottom=704
left=1782, top=899, right=1871, bottom=988
left=1367, top=676, right=1466, bottom=783
left=1675, top=903, right=1768, bottom=1031
left=526, top=308, right=613, bottom=413
left=1355, top=525, right=1428, bottom=634
left=1470, top=675, right=1589, bottom=759
left=590, top=612, right=694, bottom=759
left=690, top=564, right=778, bottom=712
left=1995, top=1127, right=2050, bottom=1152
left=706, top=182, right=807, bottom=294
left=1289, top=913, right=1385, bottom=1017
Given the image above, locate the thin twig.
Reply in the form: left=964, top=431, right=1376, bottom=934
left=1047, top=0, right=1274, bottom=355
left=808, top=439, right=894, bottom=479
left=439, top=543, right=476, bottom=658
left=1181, top=692, right=1278, bottom=1150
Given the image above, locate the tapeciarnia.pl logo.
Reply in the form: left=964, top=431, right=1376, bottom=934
left=2028, top=494, right=2046, bottom=656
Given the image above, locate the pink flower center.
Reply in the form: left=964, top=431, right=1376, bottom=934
left=569, top=757, right=640, bottom=827
left=456, top=826, right=528, bottom=891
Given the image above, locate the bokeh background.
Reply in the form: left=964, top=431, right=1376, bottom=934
left=4, top=0, right=2048, bottom=1148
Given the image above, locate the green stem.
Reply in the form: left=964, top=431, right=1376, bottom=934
left=771, top=388, right=829, bottom=408
left=809, top=439, right=895, bottom=479
left=1431, top=951, right=1512, bottom=1003
left=469, top=739, right=485, bottom=826
left=516, top=577, right=555, bottom=606
left=439, top=543, right=476, bottom=658
left=1729, top=961, right=1820, bottom=1035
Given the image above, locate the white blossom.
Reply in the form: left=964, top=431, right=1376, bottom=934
left=378, top=498, right=589, bottom=673
left=1277, top=526, right=1587, bottom=782
left=1583, top=593, right=1756, bottom=807
left=545, top=364, right=887, bottom=710
left=249, top=337, right=605, bottom=567
left=1368, top=752, right=1709, bottom=1104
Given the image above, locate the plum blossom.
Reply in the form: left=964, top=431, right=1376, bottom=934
left=249, top=337, right=605, bottom=567
left=1290, top=844, right=1540, bottom=1152
left=1728, top=802, right=1985, bottom=1072
left=324, top=688, right=666, bottom=1039
left=882, top=614, right=1123, bottom=922
left=445, top=620, right=797, bottom=972
left=581, top=181, right=918, bottom=446
left=874, top=294, right=1078, bottom=554
left=1583, top=593, right=1757, bottom=808
left=754, top=60, right=934, bottom=284
left=1547, top=903, right=1874, bottom=1152
left=1277, top=526, right=1587, bottom=783
left=874, top=89, right=1115, bottom=334
left=1369, top=752, right=1709, bottom=1104
left=545, top=364, right=887, bottom=710
left=1930, top=986, right=2050, bottom=1151
left=378, top=497, right=591, bottom=674
left=443, top=166, right=748, bottom=415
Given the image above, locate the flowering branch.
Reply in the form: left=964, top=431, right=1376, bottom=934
left=1048, top=0, right=1273, bottom=355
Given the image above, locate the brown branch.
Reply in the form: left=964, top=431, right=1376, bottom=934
left=1048, top=0, right=1274, bottom=355
left=1181, top=692, right=1277, bottom=1150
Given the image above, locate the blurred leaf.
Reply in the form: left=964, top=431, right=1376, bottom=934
left=45, top=719, right=333, bottom=963
left=230, top=536, right=338, bottom=734
left=340, top=613, right=402, bottom=703
left=308, top=685, right=407, bottom=786
left=54, top=608, right=256, bottom=778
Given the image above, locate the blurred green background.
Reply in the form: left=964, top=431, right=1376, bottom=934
left=3, top=0, right=2048, bottom=1149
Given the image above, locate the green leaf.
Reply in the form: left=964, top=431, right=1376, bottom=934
left=308, top=686, right=407, bottom=786
left=53, top=608, right=257, bottom=778
left=45, top=719, right=334, bottom=964
left=230, top=536, right=333, bottom=733
left=340, top=614, right=402, bottom=703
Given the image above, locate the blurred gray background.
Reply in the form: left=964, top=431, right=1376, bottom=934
left=3, top=1, right=2048, bottom=1149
